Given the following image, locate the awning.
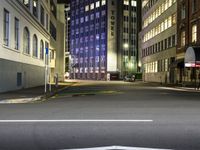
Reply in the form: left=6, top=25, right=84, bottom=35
left=185, top=47, right=200, bottom=67
left=169, top=59, right=184, bottom=68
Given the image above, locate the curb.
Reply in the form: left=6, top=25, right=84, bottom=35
left=0, top=83, right=77, bottom=104
left=35, top=82, right=77, bottom=102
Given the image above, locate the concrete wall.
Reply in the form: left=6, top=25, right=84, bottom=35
left=0, top=59, right=45, bottom=93
left=55, top=4, right=65, bottom=82
left=107, top=0, right=118, bottom=73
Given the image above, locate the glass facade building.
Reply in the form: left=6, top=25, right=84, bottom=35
left=70, top=0, right=138, bottom=80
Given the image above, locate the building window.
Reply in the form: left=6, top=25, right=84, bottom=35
left=50, top=0, right=57, bottom=18
left=181, top=31, right=185, bottom=47
left=46, top=13, right=49, bottom=31
left=17, top=72, right=22, bottom=87
left=40, top=6, right=45, bottom=25
left=102, top=0, right=106, bottom=6
left=3, top=9, right=9, bottom=46
left=23, top=27, right=30, bottom=54
left=192, top=24, right=197, bottom=43
left=96, top=1, right=100, bottom=8
left=33, top=0, right=38, bottom=18
left=50, top=21, right=56, bottom=40
left=90, top=3, right=94, bottom=10
left=192, top=0, right=197, bottom=13
left=33, top=34, right=38, bottom=57
left=14, top=18, right=19, bottom=50
left=181, top=4, right=185, bottom=19
left=23, top=0, right=30, bottom=9
left=40, top=40, right=44, bottom=60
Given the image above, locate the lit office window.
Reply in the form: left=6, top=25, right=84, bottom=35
left=85, top=5, right=89, bottom=12
left=96, top=1, right=100, bottom=8
left=23, top=0, right=30, bottom=9
left=192, top=24, right=197, bottom=43
left=90, top=3, right=94, bottom=10
left=181, top=31, right=185, bottom=47
left=3, top=9, right=9, bottom=46
left=131, top=0, right=137, bottom=7
left=33, top=0, right=38, bottom=18
left=124, top=0, right=129, bottom=5
left=102, top=0, right=106, bottom=6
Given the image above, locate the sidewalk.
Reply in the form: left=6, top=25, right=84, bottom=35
left=142, top=82, right=200, bottom=92
left=0, top=82, right=76, bottom=104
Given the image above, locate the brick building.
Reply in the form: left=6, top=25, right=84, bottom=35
left=177, top=0, right=200, bottom=84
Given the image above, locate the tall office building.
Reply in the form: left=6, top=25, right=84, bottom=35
left=140, top=0, right=177, bottom=83
left=70, top=0, right=138, bottom=80
left=64, top=2, right=71, bottom=74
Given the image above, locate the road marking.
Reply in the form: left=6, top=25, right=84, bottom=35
left=66, top=146, right=171, bottom=150
left=0, top=120, right=153, bottom=123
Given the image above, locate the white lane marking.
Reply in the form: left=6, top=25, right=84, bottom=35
left=0, top=120, right=153, bottom=123
left=66, top=146, right=172, bottom=150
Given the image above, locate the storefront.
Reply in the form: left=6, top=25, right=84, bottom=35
left=184, top=47, right=200, bottom=88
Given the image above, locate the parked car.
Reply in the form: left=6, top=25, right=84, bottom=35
left=124, top=75, right=135, bottom=82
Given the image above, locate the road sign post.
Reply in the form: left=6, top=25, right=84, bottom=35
left=45, top=48, right=49, bottom=94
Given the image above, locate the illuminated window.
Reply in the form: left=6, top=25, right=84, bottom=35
left=23, top=0, right=30, bottom=9
left=168, top=16, right=172, bottom=27
left=33, top=0, right=38, bottom=18
left=181, top=31, right=185, bottom=47
left=192, top=24, right=197, bottom=43
left=172, top=13, right=176, bottom=24
left=131, top=0, right=137, bottom=7
left=96, top=1, right=100, bottom=8
left=85, top=5, right=89, bottom=12
left=124, top=0, right=129, bottom=5
left=90, top=3, right=94, bottom=10
left=102, top=0, right=106, bottom=6
left=165, top=59, right=168, bottom=71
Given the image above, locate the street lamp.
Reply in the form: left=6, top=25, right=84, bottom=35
left=123, top=43, right=129, bottom=49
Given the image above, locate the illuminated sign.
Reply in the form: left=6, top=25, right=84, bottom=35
left=185, top=63, right=200, bottom=68
left=110, top=10, right=115, bottom=36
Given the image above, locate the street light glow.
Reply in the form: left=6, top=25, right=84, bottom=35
left=123, top=43, right=129, bottom=49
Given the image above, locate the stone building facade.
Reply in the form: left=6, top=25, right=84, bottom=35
left=140, top=0, right=177, bottom=83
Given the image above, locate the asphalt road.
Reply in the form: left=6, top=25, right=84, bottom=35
left=0, top=81, right=200, bottom=150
